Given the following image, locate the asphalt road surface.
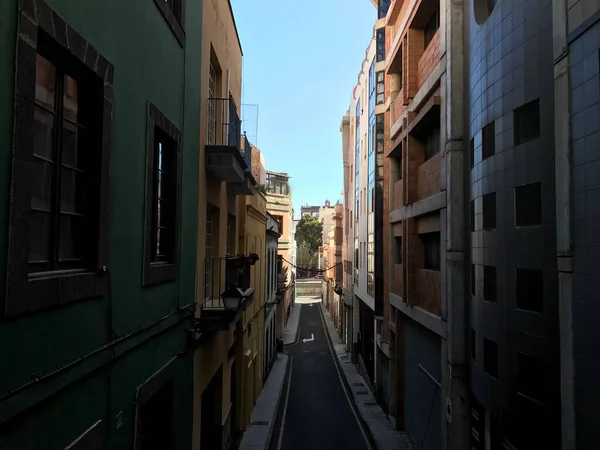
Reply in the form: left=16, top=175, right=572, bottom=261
left=275, top=299, right=371, bottom=450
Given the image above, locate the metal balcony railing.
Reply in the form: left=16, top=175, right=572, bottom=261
left=202, top=257, right=252, bottom=311
left=207, top=97, right=242, bottom=150
left=241, top=133, right=252, bottom=171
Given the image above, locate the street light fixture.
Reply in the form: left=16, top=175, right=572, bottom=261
left=221, top=287, right=245, bottom=311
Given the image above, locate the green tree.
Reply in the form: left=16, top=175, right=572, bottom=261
left=295, top=215, right=322, bottom=267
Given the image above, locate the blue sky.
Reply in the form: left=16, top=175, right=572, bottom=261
left=230, top=0, right=375, bottom=218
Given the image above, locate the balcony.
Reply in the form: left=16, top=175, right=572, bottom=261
left=195, top=256, right=256, bottom=332
left=229, top=134, right=256, bottom=195
left=205, top=97, right=247, bottom=184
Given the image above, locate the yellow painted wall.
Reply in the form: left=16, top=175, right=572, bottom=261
left=193, top=0, right=244, bottom=448
left=235, top=190, right=268, bottom=429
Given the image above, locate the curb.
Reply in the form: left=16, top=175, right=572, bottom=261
left=283, top=303, right=302, bottom=346
left=318, top=303, right=414, bottom=450
left=239, top=354, right=291, bottom=450
left=318, top=303, right=380, bottom=450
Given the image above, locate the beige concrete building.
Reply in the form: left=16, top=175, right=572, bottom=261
left=264, top=169, right=295, bottom=339
left=192, top=0, right=260, bottom=448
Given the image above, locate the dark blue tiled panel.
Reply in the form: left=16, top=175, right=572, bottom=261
left=466, top=0, right=559, bottom=443
left=570, top=20, right=600, bottom=450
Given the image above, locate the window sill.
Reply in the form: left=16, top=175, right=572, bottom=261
left=143, top=262, right=178, bottom=286
left=153, top=0, right=185, bottom=47
left=6, top=271, right=108, bottom=318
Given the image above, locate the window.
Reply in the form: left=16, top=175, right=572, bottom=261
left=376, top=72, right=385, bottom=105
left=424, top=7, right=440, bottom=49
left=424, top=123, right=440, bottom=160
left=152, top=0, right=185, bottom=46
left=376, top=28, right=386, bottom=62
left=471, top=328, right=477, bottom=361
left=482, top=192, right=496, bottom=230
left=6, top=15, right=113, bottom=317
left=516, top=269, right=544, bottom=312
left=482, top=121, right=495, bottom=160
left=469, top=137, right=475, bottom=169
left=421, top=232, right=441, bottom=271
left=266, top=173, right=290, bottom=196
left=483, top=266, right=496, bottom=302
left=273, top=215, right=284, bottom=236
left=483, top=338, right=498, bottom=378
left=143, top=103, right=182, bottom=285
left=395, top=236, right=403, bottom=264
left=471, top=200, right=476, bottom=232
left=378, top=0, right=391, bottom=18
left=514, top=99, right=540, bottom=145
left=515, top=183, right=542, bottom=227
left=471, top=264, right=476, bottom=295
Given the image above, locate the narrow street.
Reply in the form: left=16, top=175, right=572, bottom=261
left=275, top=298, right=371, bottom=450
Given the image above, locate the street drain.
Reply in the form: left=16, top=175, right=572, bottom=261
left=356, top=390, right=369, bottom=395
left=364, top=402, right=378, bottom=406
left=251, top=420, right=269, bottom=426
left=352, top=382, right=364, bottom=387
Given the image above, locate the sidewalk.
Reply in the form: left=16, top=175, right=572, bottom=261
left=320, top=303, right=414, bottom=450
left=238, top=354, right=290, bottom=450
left=283, top=303, right=302, bottom=345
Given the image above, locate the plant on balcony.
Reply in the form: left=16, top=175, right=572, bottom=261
left=256, top=184, right=267, bottom=195
left=228, top=253, right=260, bottom=267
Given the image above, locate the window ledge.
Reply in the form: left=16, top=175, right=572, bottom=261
left=6, top=271, right=109, bottom=317
left=152, top=0, right=185, bottom=47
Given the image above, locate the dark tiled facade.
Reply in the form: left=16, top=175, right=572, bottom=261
left=466, top=0, right=560, bottom=447
left=569, top=17, right=600, bottom=449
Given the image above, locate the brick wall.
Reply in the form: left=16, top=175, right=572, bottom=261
left=415, top=269, right=440, bottom=315
left=394, top=179, right=404, bottom=210
left=406, top=135, right=424, bottom=203
left=251, top=146, right=265, bottom=185
left=393, top=264, right=404, bottom=297
left=417, top=153, right=441, bottom=200
left=406, top=29, right=424, bottom=99
left=417, top=30, right=440, bottom=87
left=393, top=88, right=405, bottom=124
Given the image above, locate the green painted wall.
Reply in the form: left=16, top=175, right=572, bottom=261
left=0, top=0, right=202, bottom=447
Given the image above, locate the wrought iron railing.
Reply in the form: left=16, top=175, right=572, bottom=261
left=241, top=133, right=252, bottom=171
left=207, top=97, right=242, bottom=150
left=203, top=257, right=252, bottom=310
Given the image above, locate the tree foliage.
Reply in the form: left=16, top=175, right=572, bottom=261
left=295, top=215, right=322, bottom=264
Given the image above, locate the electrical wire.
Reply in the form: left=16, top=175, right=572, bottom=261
left=280, top=256, right=342, bottom=273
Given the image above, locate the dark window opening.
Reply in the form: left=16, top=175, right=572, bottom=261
left=482, top=192, right=496, bottom=230
left=471, top=328, right=477, bottom=361
left=483, top=265, right=496, bottom=302
left=424, top=122, right=441, bottom=160
left=514, top=99, right=540, bottom=145
left=273, top=215, right=284, bottom=236
left=421, top=232, right=440, bottom=271
left=137, top=381, right=174, bottom=450
left=395, top=236, right=403, bottom=265
left=469, top=137, right=475, bottom=169
left=378, top=0, right=391, bottom=19
left=29, top=46, right=100, bottom=274
left=516, top=268, right=544, bottom=312
left=517, top=353, right=546, bottom=404
left=515, top=183, right=542, bottom=227
left=424, top=7, right=440, bottom=49
left=471, top=264, right=476, bottom=295
left=151, top=126, right=177, bottom=264
left=266, top=173, right=290, bottom=196
left=482, top=121, right=495, bottom=160
left=226, top=214, right=235, bottom=255
left=471, top=200, right=475, bottom=232
left=483, top=338, right=498, bottom=378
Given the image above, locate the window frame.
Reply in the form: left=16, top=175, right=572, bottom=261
left=4, top=7, right=113, bottom=318
left=152, top=0, right=186, bottom=47
left=142, top=102, right=182, bottom=286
